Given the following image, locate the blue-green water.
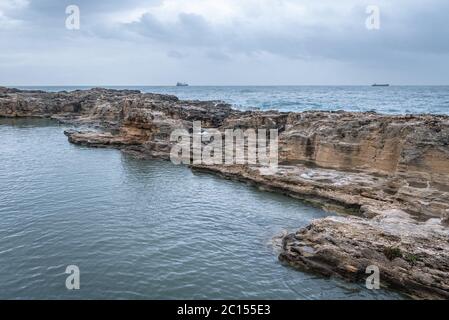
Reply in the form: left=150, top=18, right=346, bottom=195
left=15, top=85, right=449, bottom=115
left=0, top=118, right=402, bottom=299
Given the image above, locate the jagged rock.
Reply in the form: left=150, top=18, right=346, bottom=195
left=279, top=210, right=449, bottom=299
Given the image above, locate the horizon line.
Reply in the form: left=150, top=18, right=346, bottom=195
left=3, top=84, right=449, bottom=87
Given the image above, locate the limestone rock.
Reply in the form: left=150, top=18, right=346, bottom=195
left=2, top=86, right=449, bottom=299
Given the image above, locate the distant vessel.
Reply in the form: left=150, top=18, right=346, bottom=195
left=176, top=82, right=189, bottom=87
left=372, top=84, right=390, bottom=87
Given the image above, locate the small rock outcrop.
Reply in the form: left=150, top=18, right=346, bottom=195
left=279, top=210, right=449, bottom=299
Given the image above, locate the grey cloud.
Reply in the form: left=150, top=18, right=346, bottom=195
left=1, top=0, right=449, bottom=85
left=127, top=12, right=217, bottom=46
left=167, top=50, right=188, bottom=59
left=205, top=51, right=231, bottom=61
left=115, top=0, right=449, bottom=64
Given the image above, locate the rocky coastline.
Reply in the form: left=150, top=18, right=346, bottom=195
left=1, top=86, right=448, bottom=299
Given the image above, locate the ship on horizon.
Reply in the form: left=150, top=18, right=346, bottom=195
left=372, top=83, right=390, bottom=87
left=176, top=82, right=189, bottom=87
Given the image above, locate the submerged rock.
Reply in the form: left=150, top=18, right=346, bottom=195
left=1, top=86, right=449, bottom=299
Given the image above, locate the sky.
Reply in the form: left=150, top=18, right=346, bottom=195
left=0, top=0, right=448, bottom=85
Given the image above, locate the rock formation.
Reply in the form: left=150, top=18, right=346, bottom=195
left=1, top=86, right=448, bottom=299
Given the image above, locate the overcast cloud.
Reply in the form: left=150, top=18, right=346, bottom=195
left=1, top=0, right=448, bottom=85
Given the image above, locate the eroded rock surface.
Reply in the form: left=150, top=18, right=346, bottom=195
left=1, top=86, right=448, bottom=299
left=279, top=210, right=449, bottom=299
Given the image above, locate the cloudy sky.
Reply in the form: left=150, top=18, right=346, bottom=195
left=1, top=0, right=448, bottom=85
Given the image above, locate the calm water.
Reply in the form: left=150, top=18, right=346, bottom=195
left=0, top=118, right=405, bottom=299
left=15, top=85, right=449, bottom=115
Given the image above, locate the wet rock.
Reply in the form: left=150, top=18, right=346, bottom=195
left=279, top=210, right=449, bottom=299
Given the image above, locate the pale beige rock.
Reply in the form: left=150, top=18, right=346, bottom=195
left=279, top=210, right=449, bottom=299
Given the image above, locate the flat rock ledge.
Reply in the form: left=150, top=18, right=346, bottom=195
left=280, top=211, right=449, bottom=300
left=1, top=87, right=449, bottom=299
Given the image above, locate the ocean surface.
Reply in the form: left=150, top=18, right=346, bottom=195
left=15, top=85, right=449, bottom=115
left=0, top=118, right=403, bottom=299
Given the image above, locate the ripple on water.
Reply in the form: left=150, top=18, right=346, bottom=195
left=0, top=119, right=403, bottom=299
